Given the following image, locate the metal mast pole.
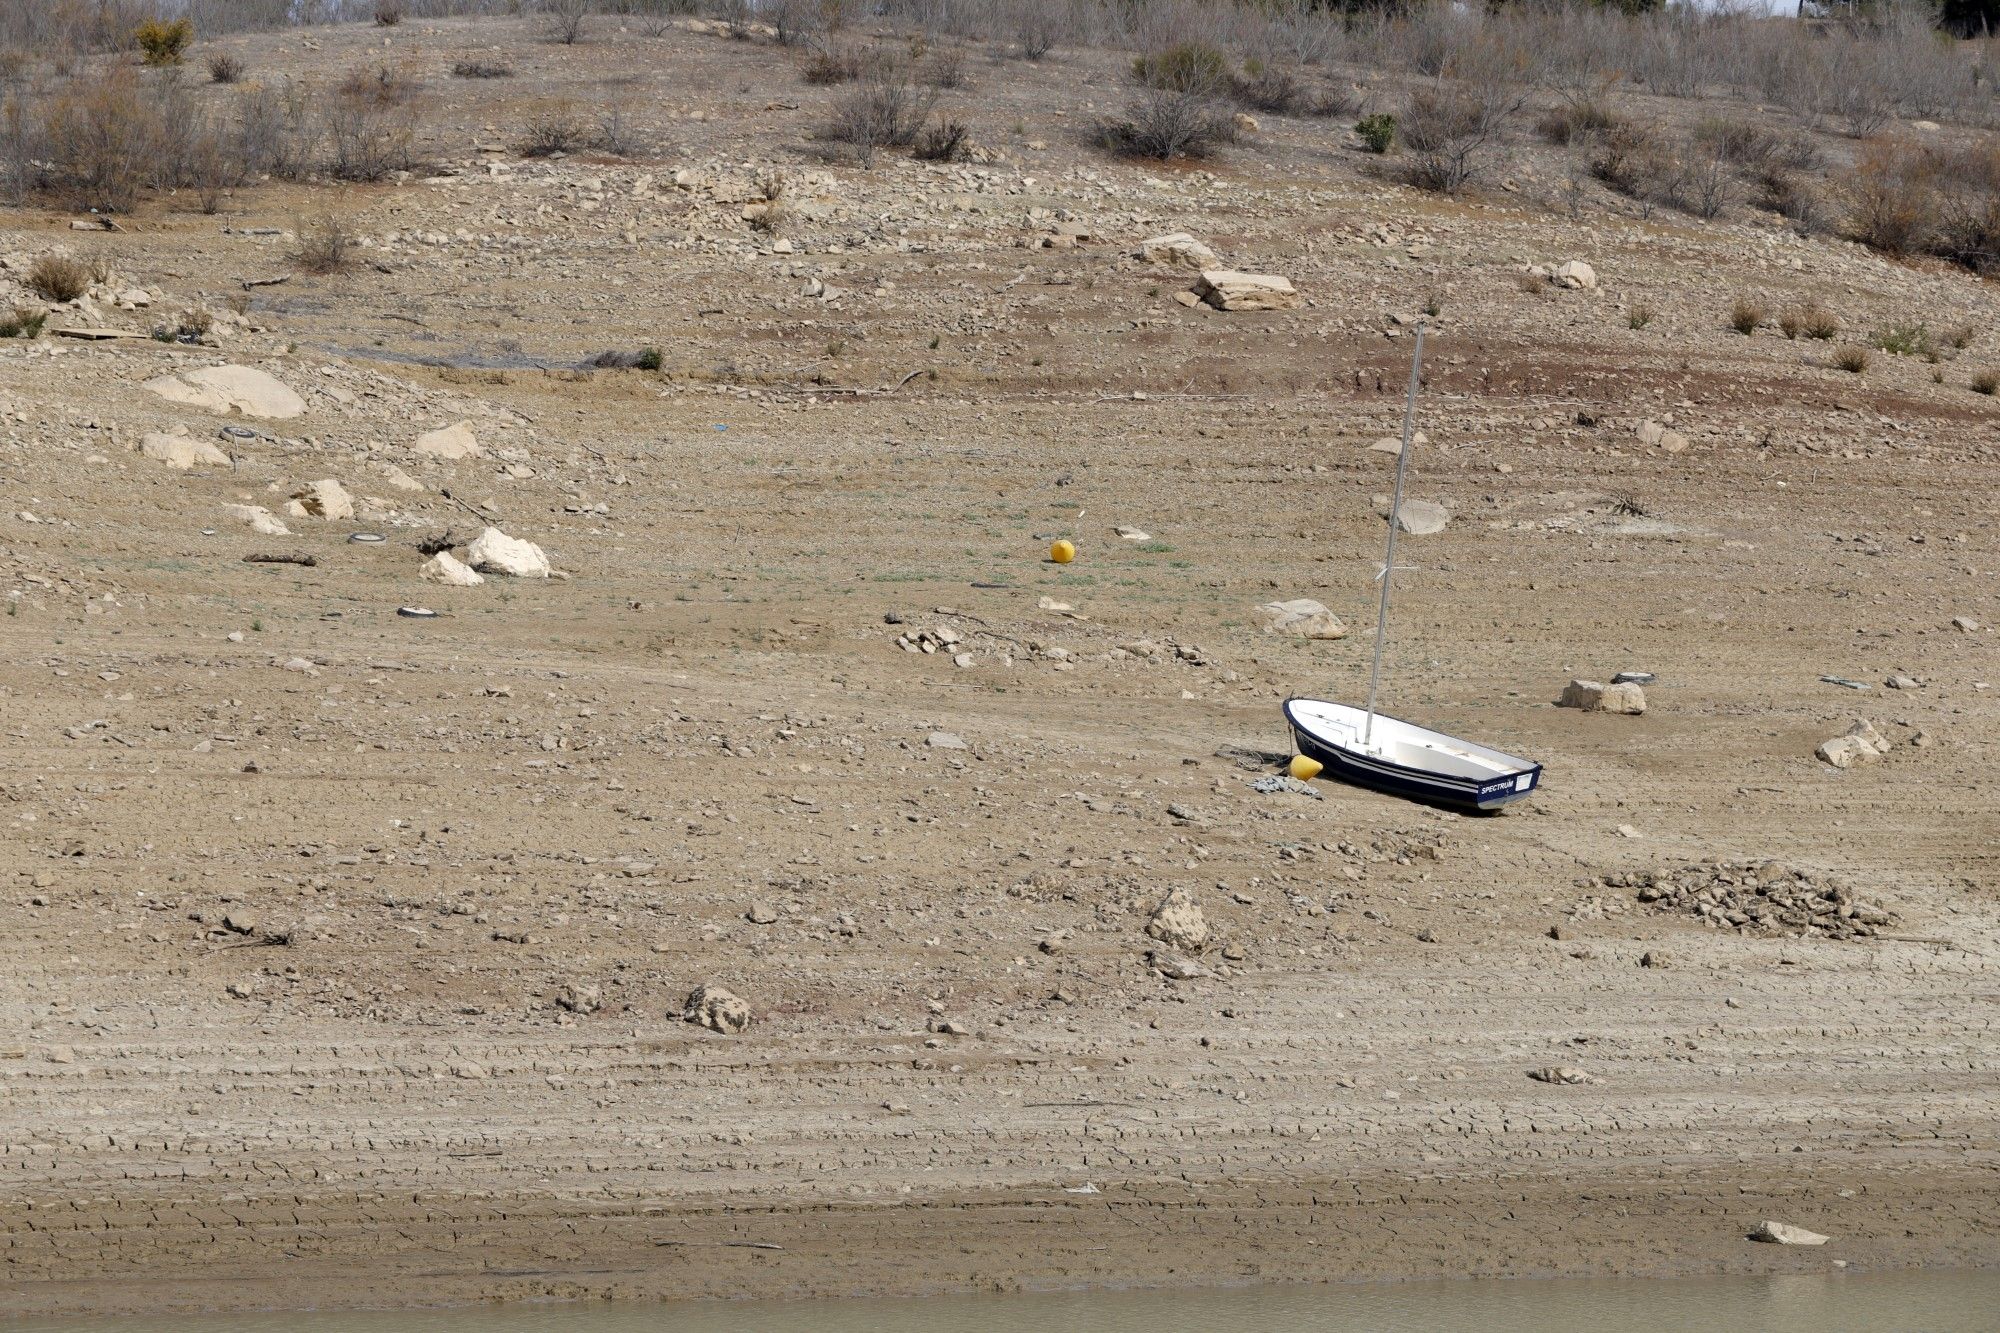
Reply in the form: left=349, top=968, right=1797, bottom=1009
left=1362, top=324, right=1425, bottom=749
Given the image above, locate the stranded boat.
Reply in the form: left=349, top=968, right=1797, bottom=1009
left=1283, top=325, right=1543, bottom=813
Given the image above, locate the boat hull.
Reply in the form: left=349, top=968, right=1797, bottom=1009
left=1285, top=699, right=1542, bottom=812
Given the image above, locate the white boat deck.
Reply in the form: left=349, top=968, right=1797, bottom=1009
left=1289, top=700, right=1533, bottom=781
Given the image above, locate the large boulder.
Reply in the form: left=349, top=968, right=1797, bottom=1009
left=466, top=527, right=550, bottom=578
left=1146, top=886, right=1209, bottom=954
left=412, top=421, right=482, bottom=460
left=140, top=365, right=305, bottom=419
left=1817, top=718, right=1887, bottom=768
left=287, top=478, right=354, bottom=521
left=140, top=431, right=229, bottom=470
left=1137, top=232, right=1220, bottom=270
left=1560, top=679, right=1646, bottom=715
left=420, top=551, right=484, bottom=587
left=1255, top=598, right=1348, bottom=640
left=1750, top=1220, right=1829, bottom=1246
left=1193, top=270, right=1300, bottom=312
left=683, top=984, right=752, bottom=1035
left=1552, top=259, right=1598, bottom=290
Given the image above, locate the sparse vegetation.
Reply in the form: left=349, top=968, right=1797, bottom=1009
left=1833, top=345, right=1870, bottom=374
left=824, top=52, right=940, bottom=161
left=1779, top=302, right=1838, bottom=341
left=291, top=214, right=352, bottom=276
left=522, top=99, right=591, bottom=157
left=208, top=53, right=244, bottom=84
left=26, top=255, right=90, bottom=303
left=1628, top=302, right=1654, bottom=330
left=914, top=119, right=972, bottom=164
left=373, top=1, right=404, bottom=26
left=0, top=307, right=46, bottom=339
left=1872, top=323, right=1938, bottom=359
left=1730, top=295, right=1763, bottom=335
left=134, top=18, right=192, bottom=67
left=542, top=0, right=593, bottom=46
left=1972, top=369, right=1999, bottom=395
left=1355, top=113, right=1395, bottom=154
left=452, top=61, right=514, bottom=79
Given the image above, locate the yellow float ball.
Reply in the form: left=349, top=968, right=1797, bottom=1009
left=1050, top=539, right=1076, bottom=564
left=1289, top=754, right=1324, bottom=781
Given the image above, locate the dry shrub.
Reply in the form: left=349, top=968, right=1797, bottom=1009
left=41, top=71, right=165, bottom=212
left=27, top=254, right=90, bottom=302
left=823, top=53, right=939, bottom=159
left=208, top=53, right=244, bottom=84
left=1133, top=42, right=1229, bottom=94
left=522, top=99, right=591, bottom=156
left=374, top=1, right=404, bottom=25
left=1234, top=59, right=1304, bottom=115
left=921, top=42, right=969, bottom=90
left=1591, top=123, right=1733, bottom=220
left=291, top=214, right=352, bottom=276
left=1971, top=368, right=1999, bottom=395
left=1536, top=101, right=1619, bottom=146
left=453, top=61, right=514, bottom=79
left=0, top=307, right=46, bottom=339
left=1013, top=0, right=1069, bottom=60
left=1758, top=169, right=1826, bottom=237
left=543, top=0, right=593, bottom=45
left=913, top=118, right=971, bottom=163
left=1778, top=301, right=1838, bottom=341
left=1098, top=86, right=1234, bottom=161
left=1730, top=295, right=1763, bottom=335
left=1833, top=345, right=1869, bottom=374
left=800, top=40, right=861, bottom=86
left=338, top=63, right=422, bottom=108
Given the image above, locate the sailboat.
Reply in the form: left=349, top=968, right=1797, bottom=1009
left=1283, top=326, right=1543, bottom=813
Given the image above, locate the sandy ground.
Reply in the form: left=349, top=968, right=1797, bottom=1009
left=2, top=15, right=1998, bottom=1317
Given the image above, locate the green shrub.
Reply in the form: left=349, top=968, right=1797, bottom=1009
left=134, top=18, right=193, bottom=66
left=1132, top=42, right=1228, bottom=94
left=1356, top=113, right=1395, bottom=154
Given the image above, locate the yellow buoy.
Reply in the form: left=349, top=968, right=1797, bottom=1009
left=1289, top=754, right=1324, bottom=781
left=1050, top=539, right=1076, bottom=564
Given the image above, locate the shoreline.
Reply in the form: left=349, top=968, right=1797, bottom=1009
left=8, top=1164, right=1996, bottom=1319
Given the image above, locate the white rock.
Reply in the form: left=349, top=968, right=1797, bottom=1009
left=1255, top=598, right=1348, bottom=640
left=1816, top=735, right=1879, bottom=769
left=466, top=526, right=550, bottom=578
left=1558, top=678, right=1642, bottom=714
left=1373, top=495, right=1449, bottom=534
left=139, top=431, right=229, bottom=470
left=412, top=421, right=482, bottom=460
left=379, top=464, right=424, bottom=492
left=140, top=365, right=305, bottom=419
left=420, top=551, right=485, bottom=587
left=1147, top=886, right=1209, bottom=954
left=1193, top=270, right=1300, bottom=312
left=1137, top=232, right=1220, bottom=270
left=683, top=983, right=751, bottom=1035
left=221, top=503, right=289, bottom=537
left=1552, top=259, right=1597, bottom=290
left=290, top=478, right=354, bottom=521
left=1750, top=1220, right=1829, bottom=1246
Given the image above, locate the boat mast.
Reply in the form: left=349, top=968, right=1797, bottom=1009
left=1362, top=324, right=1426, bottom=749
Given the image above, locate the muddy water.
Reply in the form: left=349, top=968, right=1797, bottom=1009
left=15, top=1270, right=2000, bottom=1333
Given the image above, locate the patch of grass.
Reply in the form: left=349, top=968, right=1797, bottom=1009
left=291, top=214, right=352, bottom=276
left=1872, top=322, right=1937, bottom=358
left=1971, top=369, right=1999, bottom=395
left=0, top=307, right=47, bottom=339
left=1730, top=295, right=1764, bottom=335
left=1832, top=346, right=1870, bottom=374
left=1779, top=301, right=1838, bottom=341
left=1628, top=302, right=1654, bottom=330
left=452, top=61, right=513, bottom=79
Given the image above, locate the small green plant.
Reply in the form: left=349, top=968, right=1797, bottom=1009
left=134, top=17, right=193, bottom=66
left=1971, top=369, right=1999, bottom=395
left=0, top=308, right=47, bottom=339
left=826, top=339, right=844, bottom=357
left=1872, top=322, right=1936, bottom=358
left=1356, top=113, right=1395, bottom=154
left=1730, top=295, right=1763, bottom=335
left=6, top=601, right=15, bottom=616
left=1628, top=302, right=1654, bottom=330
left=636, top=346, right=662, bottom=371
left=1833, top=346, right=1869, bottom=374
left=251, top=618, right=264, bottom=632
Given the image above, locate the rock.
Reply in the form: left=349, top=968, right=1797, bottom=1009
left=140, top=364, right=305, bottom=419
left=221, top=908, right=259, bottom=935
left=1373, top=494, right=1449, bottom=534
left=412, top=420, right=483, bottom=460
left=745, top=901, right=778, bottom=924
left=683, top=983, right=752, bottom=1035
left=1368, top=430, right=1427, bottom=455
left=380, top=464, right=425, bottom=491
left=289, top=478, right=354, bottom=521
left=1193, top=270, right=1300, bottom=312
left=1636, top=419, right=1689, bottom=453
left=1552, top=259, right=1597, bottom=290
left=140, top=431, right=229, bottom=470
left=1818, top=718, right=1887, bottom=768
left=925, top=731, right=967, bottom=749
left=1528, top=1066, right=1592, bottom=1085
left=1885, top=675, right=1920, bottom=690
left=1137, top=232, right=1220, bottom=270
left=1952, top=616, right=1979, bottom=632
left=1146, top=886, right=1209, bottom=953
left=467, top=526, right=550, bottom=578
left=1254, top=597, right=1348, bottom=640
left=1750, top=1220, right=1830, bottom=1246
left=1149, top=951, right=1207, bottom=981
left=222, top=504, right=289, bottom=537
left=420, top=551, right=485, bottom=587
left=1639, top=950, right=1668, bottom=968
left=1559, top=679, right=1644, bottom=714
left=555, top=983, right=602, bottom=1014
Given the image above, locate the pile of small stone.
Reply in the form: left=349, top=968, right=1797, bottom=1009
left=1614, top=861, right=1896, bottom=940
left=893, top=624, right=973, bottom=667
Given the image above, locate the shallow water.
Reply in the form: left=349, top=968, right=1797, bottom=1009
left=16, top=1269, right=2000, bottom=1333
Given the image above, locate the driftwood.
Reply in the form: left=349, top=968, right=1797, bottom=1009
left=653, top=1239, right=784, bottom=1252
left=243, top=553, right=317, bottom=567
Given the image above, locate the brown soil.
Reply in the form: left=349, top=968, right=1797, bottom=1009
left=2, top=15, right=1997, bottom=1318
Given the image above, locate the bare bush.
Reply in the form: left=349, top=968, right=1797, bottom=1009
left=452, top=61, right=515, bottom=78
left=291, top=214, right=352, bottom=276
left=27, top=254, right=90, bottom=303
left=1234, top=59, right=1305, bottom=115
left=542, top=0, right=593, bottom=45
left=913, top=117, right=971, bottom=162
left=522, top=98, right=592, bottom=156
left=1012, top=0, right=1069, bottom=61
left=326, top=68, right=421, bottom=181
left=374, top=1, right=404, bottom=26
left=209, top=53, right=245, bottom=84
left=1729, top=295, right=1763, bottom=335
left=801, top=39, right=861, bottom=85
left=823, top=54, right=939, bottom=160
